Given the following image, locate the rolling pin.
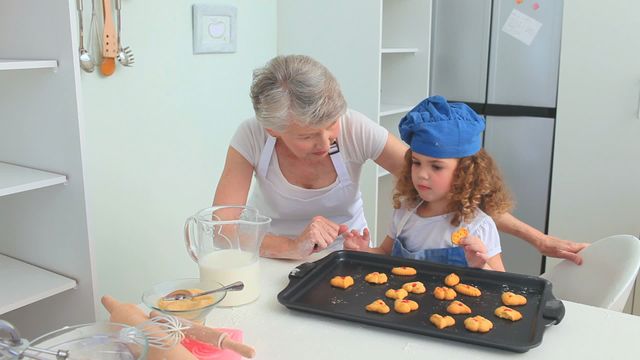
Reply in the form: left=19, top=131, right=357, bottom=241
left=101, top=295, right=197, bottom=360
left=149, top=310, right=256, bottom=358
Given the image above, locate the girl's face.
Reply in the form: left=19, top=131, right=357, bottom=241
left=269, top=117, right=341, bottom=160
left=411, top=152, right=459, bottom=204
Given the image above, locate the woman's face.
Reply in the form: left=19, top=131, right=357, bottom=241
left=410, top=152, right=459, bottom=204
left=270, top=117, right=341, bottom=159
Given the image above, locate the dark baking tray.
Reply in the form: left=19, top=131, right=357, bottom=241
left=277, top=250, right=564, bottom=353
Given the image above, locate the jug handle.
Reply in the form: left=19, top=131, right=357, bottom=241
left=184, top=216, right=199, bottom=262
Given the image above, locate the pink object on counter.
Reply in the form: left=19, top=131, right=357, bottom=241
left=182, top=328, right=243, bottom=360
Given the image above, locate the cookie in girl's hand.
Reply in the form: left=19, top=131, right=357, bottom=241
left=451, top=227, right=469, bottom=245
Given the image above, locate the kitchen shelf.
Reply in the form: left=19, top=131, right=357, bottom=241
left=381, top=48, right=419, bottom=54
left=379, top=103, right=414, bottom=117
left=0, top=162, right=67, bottom=197
left=0, top=59, right=58, bottom=71
left=0, top=254, right=76, bottom=314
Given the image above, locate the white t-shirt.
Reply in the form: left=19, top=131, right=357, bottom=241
left=388, top=206, right=502, bottom=258
left=229, top=109, right=388, bottom=234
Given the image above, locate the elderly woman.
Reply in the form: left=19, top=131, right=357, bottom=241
left=213, top=55, right=587, bottom=261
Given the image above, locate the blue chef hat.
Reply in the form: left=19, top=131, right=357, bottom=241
left=399, top=95, right=485, bottom=158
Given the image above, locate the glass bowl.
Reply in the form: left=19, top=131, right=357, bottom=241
left=141, top=278, right=226, bottom=324
left=29, top=322, right=148, bottom=360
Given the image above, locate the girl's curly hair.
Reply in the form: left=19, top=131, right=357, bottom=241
left=392, top=149, right=513, bottom=226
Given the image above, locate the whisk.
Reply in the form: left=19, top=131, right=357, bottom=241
left=131, top=314, right=191, bottom=350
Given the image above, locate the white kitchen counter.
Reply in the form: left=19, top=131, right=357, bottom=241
left=207, top=255, right=640, bottom=359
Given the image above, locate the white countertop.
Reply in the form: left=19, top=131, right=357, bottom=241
left=207, top=254, right=640, bottom=359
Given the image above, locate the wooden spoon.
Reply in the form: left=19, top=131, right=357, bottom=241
left=100, top=0, right=117, bottom=76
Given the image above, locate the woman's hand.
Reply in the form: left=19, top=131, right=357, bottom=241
left=536, top=235, right=589, bottom=265
left=459, top=235, right=490, bottom=269
left=295, top=216, right=348, bottom=254
left=343, top=228, right=371, bottom=252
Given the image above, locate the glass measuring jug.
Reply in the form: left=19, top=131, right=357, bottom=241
left=184, top=206, right=271, bottom=307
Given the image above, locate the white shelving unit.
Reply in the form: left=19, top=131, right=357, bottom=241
left=0, top=59, right=58, bottom=71
left=0, top=254, right=76, bottom=314
left=278, top=0, right=431, bottom=244
left=0, top=0, right=95, bottom=339
left=0, top=162, right=67, bottom=197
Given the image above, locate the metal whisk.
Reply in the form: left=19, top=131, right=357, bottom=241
left=132, top=314, right=191, bottom=350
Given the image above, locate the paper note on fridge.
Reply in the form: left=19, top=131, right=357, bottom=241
left=502, top=9, right=543, bottom=46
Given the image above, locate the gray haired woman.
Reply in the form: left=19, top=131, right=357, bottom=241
left=213, top=55, right=587, bottom=262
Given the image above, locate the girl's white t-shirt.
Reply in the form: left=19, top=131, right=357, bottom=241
left=388, top=206, right=502, bottom=258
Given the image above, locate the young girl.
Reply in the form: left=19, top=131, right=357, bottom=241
left=344, top=96, right=513, bottom=271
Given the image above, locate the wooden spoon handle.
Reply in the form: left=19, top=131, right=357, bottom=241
left=102, top=0, right=118, bottom=58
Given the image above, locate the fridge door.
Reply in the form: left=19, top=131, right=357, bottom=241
left=487, top=0, right=563, bottom=107
left=483, top=116, right=555, bottom=275
left=430, top=0, right=491, bottom=102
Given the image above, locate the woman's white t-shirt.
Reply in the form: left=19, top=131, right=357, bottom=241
left=229, top=109, right=388, bottom=236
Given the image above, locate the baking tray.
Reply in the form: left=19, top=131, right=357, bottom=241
left=277, top=250, right=564, bottom=353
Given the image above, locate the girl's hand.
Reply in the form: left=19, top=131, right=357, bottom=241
left=343, top=228, right=371, bottom=252
left=295, top=216, right=347, bottom=255
left=458, top=235, right=491, bottom=269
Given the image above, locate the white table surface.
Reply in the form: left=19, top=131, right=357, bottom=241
left=207, top=254, right=640, bottom=359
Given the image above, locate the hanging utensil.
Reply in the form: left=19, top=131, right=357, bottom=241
left=75, top=0, right=95, bottom=72
left=115, top=0, right=135, bottom=66
left=100, top=0, right=117, bottom=76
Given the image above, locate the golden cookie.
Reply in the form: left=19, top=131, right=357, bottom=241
left=385, top=288, right=409, bottom=300
left=446, top=300, right=471, bottom=315
left=444, top=273, right=460, bottom=287
left=502, top=292, right=527, bottom=306
left=464, top=315, right=493, bottom=333
left=495, top=306, right=523, bottom=321
left=451, top=227, right=469, bottom=245
left=391, top=266, right=417, bottom=276
left=366, top=299, right=390, bottom=314
left=394, top=299, right=419, bottom=314
left=429, top=314, right=456, bottom=329
left=330, top=276, right=354, bottom=289
left=454, top=283, right=481, bottom=297
left=364, top=272, right=388, bottom=284
left=401, top=281, right=427, bottom=294
left=433, top=286, right=457, bottom=300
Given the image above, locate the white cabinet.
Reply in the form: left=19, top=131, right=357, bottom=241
left=0, top=0, right=95, bottom=338
left=278, top=0, right=431, bottom=242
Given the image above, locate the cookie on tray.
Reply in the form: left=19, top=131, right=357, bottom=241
left=385, top=288, right=409, bottom=300
left=502, top=291, right=527, bottom=306
left=391, top=266, right=417, bottom=276
left=330, top=275, right=354, bottom=289
left=402, top=281, right=427, bottom=294
left=429, top=314, right=456, bottom=330
left=444, top=273, right=460, bottom=287
left=454, top=283, right=481, bottom=297
left=364, top=272, right=388, bottom=284
left=394, top=299, right=419, bottom=314
left=446, top=300, right=472, bottom=315
left=433, top=286, right=457, bottom=300
left=366, top=299, right=390, bottom=314
left=464, top=315, right=493, bottom=333
left=495, top=306, right=523, bottom=321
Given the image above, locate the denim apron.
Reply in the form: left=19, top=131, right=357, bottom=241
left=391, top=201, right=468, bottom=266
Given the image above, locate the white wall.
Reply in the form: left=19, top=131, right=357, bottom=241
left=550, top=1, right=640, bottom=312
left=80, top=0, right=277, bottom=315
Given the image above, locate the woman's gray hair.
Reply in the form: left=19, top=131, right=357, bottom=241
left=250, top=55, right=347, bottom=131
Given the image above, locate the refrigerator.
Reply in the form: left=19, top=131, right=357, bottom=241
left=430, top=0, right=563, bottom=275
